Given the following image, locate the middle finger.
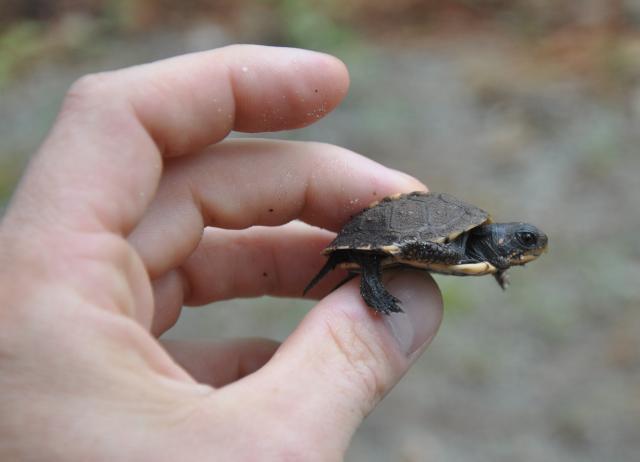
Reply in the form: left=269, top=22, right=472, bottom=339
left=129, top=139, right=424, bottom=279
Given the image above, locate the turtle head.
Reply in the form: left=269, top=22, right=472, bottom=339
left=468, top=222, right=548, bottom=269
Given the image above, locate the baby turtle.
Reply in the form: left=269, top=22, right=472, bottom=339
left=304, top=191, right=548, bottom=314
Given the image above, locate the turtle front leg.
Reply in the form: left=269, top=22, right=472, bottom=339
left=489, top=257, right=512, bottom=290
left=494, top=270, right=510, bottom=290
left=356, top=254, right=402, bottom=315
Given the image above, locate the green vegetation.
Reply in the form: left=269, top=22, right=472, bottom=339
left=266, top=0, right=357, bottom=51
left=0, top=21, right=46, bottom=89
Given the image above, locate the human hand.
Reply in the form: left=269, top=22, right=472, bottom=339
left=0, top=45, right=443, bottom=461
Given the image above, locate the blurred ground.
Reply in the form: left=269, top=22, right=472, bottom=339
left=1, top=2, right=639, bottom=461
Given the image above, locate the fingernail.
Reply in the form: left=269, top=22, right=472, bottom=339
left=382, top=270, right=443, bottom=357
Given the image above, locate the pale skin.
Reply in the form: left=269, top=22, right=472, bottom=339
left=0, top=45, right=443, bottom=461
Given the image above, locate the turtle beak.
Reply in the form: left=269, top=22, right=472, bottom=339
left=514, top=235, right=548, bottom=264
left=538, top=234, right=549, bottom=254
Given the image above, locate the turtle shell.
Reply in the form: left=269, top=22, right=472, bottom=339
left=326, top=192, right=491, bottom=254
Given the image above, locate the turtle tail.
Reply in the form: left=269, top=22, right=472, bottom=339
left=303, top=252, right=349, bottom=295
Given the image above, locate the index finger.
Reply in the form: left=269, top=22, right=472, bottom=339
left=4, top=45, right=349, bottom=236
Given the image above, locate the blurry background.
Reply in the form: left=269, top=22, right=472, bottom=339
left=1, top=1, right=639, bottom=460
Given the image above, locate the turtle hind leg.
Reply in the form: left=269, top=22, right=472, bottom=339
left=357, top=254, right=402, bottom=315
left=303, top=251, right=350, bottom=295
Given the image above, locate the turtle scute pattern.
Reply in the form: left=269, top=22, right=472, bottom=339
left=329, top=192, right=489, bottom=250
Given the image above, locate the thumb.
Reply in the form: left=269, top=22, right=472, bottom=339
left=256, top=270, right=443, bottom=457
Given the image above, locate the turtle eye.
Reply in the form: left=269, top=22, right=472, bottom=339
left=516, top=231, right=538, bottom=248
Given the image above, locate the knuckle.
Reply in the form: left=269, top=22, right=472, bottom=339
left=324, top=313, right=391, bottom=409
left=62, top=72, right=114, bottom=114
left=69, top=72, right=112, bottom=96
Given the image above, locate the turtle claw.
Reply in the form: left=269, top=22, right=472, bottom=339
left=379, top=288, right=404, bottom=314
left=382, top=292, right=402, bottom=314
left=378, top=293, right=403, bottom=315
left=358, top=257, right=404, bottom=315
left=361, top=290, right=403, bottom=315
